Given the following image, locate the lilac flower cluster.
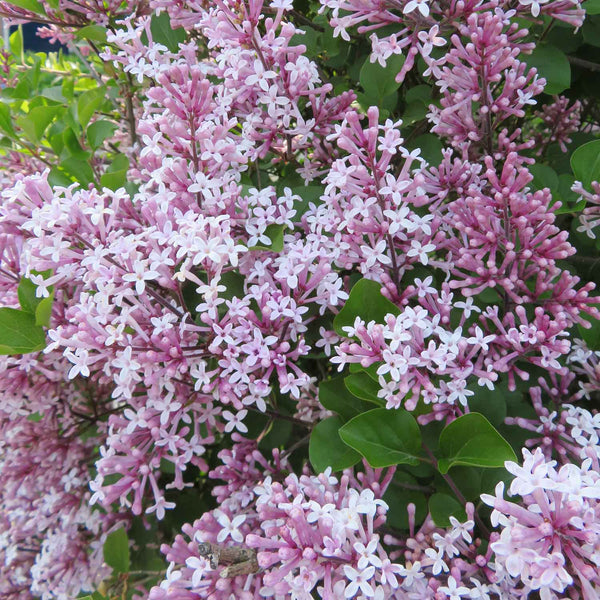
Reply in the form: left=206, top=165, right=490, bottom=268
left=483, top=447, right=600, bottom=599
left=0, top=0, right=599, bottom=598
left=0, top=414, right=113, bottom=599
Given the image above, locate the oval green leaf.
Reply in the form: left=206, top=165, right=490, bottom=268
left=309, top=416, right=361, bottom=472
left=571, top=139, right=600, bottom=189
left=0, top=308, right=46, bottom=354
left=523, top=44, right=570, bottom=95
left=428, top=492, right=467, bottom=527
left=436, top=412, right=516, bottom=474
left=333, top=278, right=399, bottom=336
left=339, top=408, right=422, bottom=468
left=103, top=527, right=130, bottom=574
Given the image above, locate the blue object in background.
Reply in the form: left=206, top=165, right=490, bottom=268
left=10, top=23, right=68, bottom=53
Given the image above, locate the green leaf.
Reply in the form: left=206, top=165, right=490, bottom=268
left=555, top=173, right=585, bottom=214
left=291, top=184, right=324, bottom=217
left=309, top=416, right=361, bottom=472
left=344, top=373, right=382, bottom=404
left=9, top=27, right=23, bottom=61
left=17, top=277, right=38, bottom=314
left=248, top=224, right=286, bottom=252
left=402, top=101, right=428, bottom=125
left=383, top=472, right=427, bottom=529
left=0, top=308, right=46, bottom=354
left=4, top=0, right=45, bottom=14
left=319, top=376, right=370, bottom=421
left=584, top=0, right=600, bottom=13
left=150, top=12, right=186, bottom=53
left=438, top=466, right=484, bottom=501
left=357, top=90, right=398, bottom=117
left=571, top=139, right=600, bottom=189
left=339, top=408, right=422, bottom=468
left=0, top=104, right=15, bottom=137
left=529, top=163, right=559, bottom=192
left=75, top=24, right=108, bottom=43
left=333, top=278, right=399, bottom=336
left=48, top=167, right=74, bottom=187
left=103, top=527, right=130, bottom=574
left=62, top=127, right=88, bottom=159
left=60, top=157, right=95, bottom=187
left=16, top=105, right=62, bottom=143
left=406, top=134, right=443, bottom=167
left=321, top=25, right=344, bottom=57
left=405, top=84, right=433, bottom=103
left=577, top=313, right=600, bottom=350
left=359, top=54, right=405, bottom=102
left=35, top=290, right=54, bottom=327
left=18, top=274, right=54, bottom=327
left=436, top=413, right=516, bottom=474
left=583, top=16, right=600, bottom=47
left=87, top=119, right=118, bottom=149
left=77, top=86, right=106, bottom=128
left=100, top=153, right=129, bottom=190
left=522, top=44, right=570, bottom=95
left=466, top=384, right=507, bottom=427
left=428, top=493, right=467, bottom=527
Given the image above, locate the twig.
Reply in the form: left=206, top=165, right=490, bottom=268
left=124, top=72, right=138, bottom=146
left=422, top=443, right=491, bottom=538
left=568, top=56, right=600, bottom=72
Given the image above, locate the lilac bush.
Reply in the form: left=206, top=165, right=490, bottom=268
left=0, top=0, right=600, bottom=599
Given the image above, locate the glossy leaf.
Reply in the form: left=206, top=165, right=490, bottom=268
left=406, top=134, right=443, bottom=166
left=523, top=44, right=570, bottom=95
left=383, top=471, right=427, bottom=529
left=583, top=17, right=600, bottom=47
left=150, top=12, right=187, bottom=53
left=577, top=313, right=600, bottom=350
left=9, top=27, right=23, bottom=61
left=248, top=223, right=286, bottom=252
left=0, top=308, right=46, bottom=354
left=60, top=158, right=95, bottom=187
left=17, top=276, right=53, bottom=327
left=339, top=408, right=422, bottom=468
left=309, top=416, right=361, bottom=472
left=75, top=24, right=108, bottom=43
left=529, top=163, right=559, bottom=192
left=584, top=0, right=600, bottom=13
left=436, top=413, right=516, bottom=474
left=319, top=376, right=370, bottom=421
left=333, top=278, right=399, bottom=336
left=571, top=139, right=600, bottom=189
left=344, top=372, right=382, bottom=404
left=428, top=493, right=467, bottom=527
left=100, top=154, right=129, bottom=190
left=466, top=384, right=507, bottom=427
left=103, top=527, right=130, bottom=574
left=0, top=104, right=15, bottom=137
left=16, top=105, right=62, bottom=143
left=87, top=119, right=118, bottom=149
left=359, top=54, right=405, bottom=102
left=4, top=0, right=45, bottom=13
left=35, top=291, right=54, bottom=327
left=17, top=276, right=39, bottom=314
left=77, top=86, right=106, bottom=128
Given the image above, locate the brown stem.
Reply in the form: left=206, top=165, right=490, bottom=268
left=422, top=443, right=491, bottom=538
left=568, top=56, right=600, bottom=72
left=249, top=407, right=313, bottom=429
left=124, top=72, right=138, bottom=146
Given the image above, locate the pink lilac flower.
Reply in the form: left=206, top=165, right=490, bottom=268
left=482, top=447, right=600, bottom=599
